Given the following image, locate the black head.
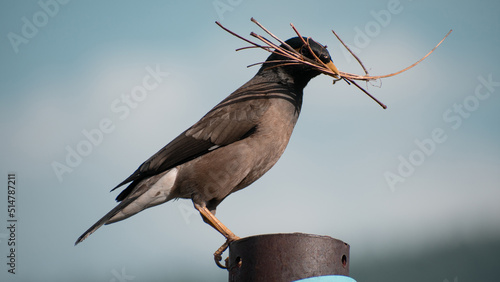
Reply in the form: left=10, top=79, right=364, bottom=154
left=258, top=36, right=340, bottom=86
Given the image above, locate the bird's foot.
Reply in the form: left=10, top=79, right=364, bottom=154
left=214, top=235, right=240, bottom=269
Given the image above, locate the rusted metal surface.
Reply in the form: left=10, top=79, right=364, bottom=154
left=227, top=233, right=350, bottom=282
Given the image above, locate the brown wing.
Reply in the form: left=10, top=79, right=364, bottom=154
left=112, top=84, right=275, bottom=201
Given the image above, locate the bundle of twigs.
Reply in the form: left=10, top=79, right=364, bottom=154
left=216, top=17, right=452, bottom=109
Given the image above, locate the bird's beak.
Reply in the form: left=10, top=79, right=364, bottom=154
left=326, top=61, right=340, bottom=78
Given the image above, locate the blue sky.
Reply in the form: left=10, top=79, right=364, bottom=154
left=1, top=0, right=499, bottom=281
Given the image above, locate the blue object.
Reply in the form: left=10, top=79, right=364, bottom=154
left=295, top=275, right=357, bottom=282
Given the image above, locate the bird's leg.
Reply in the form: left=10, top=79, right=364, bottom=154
left=194, top=204, right=239, bottom=240
left=193, top=203, right=240, bottom=268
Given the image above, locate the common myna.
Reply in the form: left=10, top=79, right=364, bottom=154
left=75, top=36, right=340, bottom=257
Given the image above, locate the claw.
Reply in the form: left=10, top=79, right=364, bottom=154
left=214, top=237, right=239, bottom=269
left=214, top=240, right=229, bottom=269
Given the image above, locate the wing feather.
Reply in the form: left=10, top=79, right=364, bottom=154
left=111, top=84, right=275, bottom=200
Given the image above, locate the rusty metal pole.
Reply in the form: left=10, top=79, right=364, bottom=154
left=227, top=233, right=351, bottom=282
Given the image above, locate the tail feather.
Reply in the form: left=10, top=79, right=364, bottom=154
left=74, top=197, right=137, bottom=245
left=75, top=168, right=178, bottom=245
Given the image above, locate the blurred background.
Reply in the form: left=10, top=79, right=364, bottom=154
left=1, top=0, right=499, bottom=281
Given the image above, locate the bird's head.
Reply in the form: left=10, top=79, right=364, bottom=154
left=259, top=36, right=340, bottom=85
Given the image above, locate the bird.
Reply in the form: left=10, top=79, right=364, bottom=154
left=75, top=35, right=340, bottom=263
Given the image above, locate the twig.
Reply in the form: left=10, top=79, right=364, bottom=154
left=215, top=21, right=263, bottom=50
left=290, top=23, right=336, bottom=76
left=331, top=29, right=369, bottom=76
left=250, top=17, right=298, bottom=55
left=353, top=29, right=453, bottom=80
left=344, top=78, right=387, bottom=109
left=215, top=18, right=452, bottom=109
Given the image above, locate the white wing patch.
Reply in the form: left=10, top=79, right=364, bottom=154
left=108, top=167, right=178, bottom=223
left=208, top=145, right=220, bottom=151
